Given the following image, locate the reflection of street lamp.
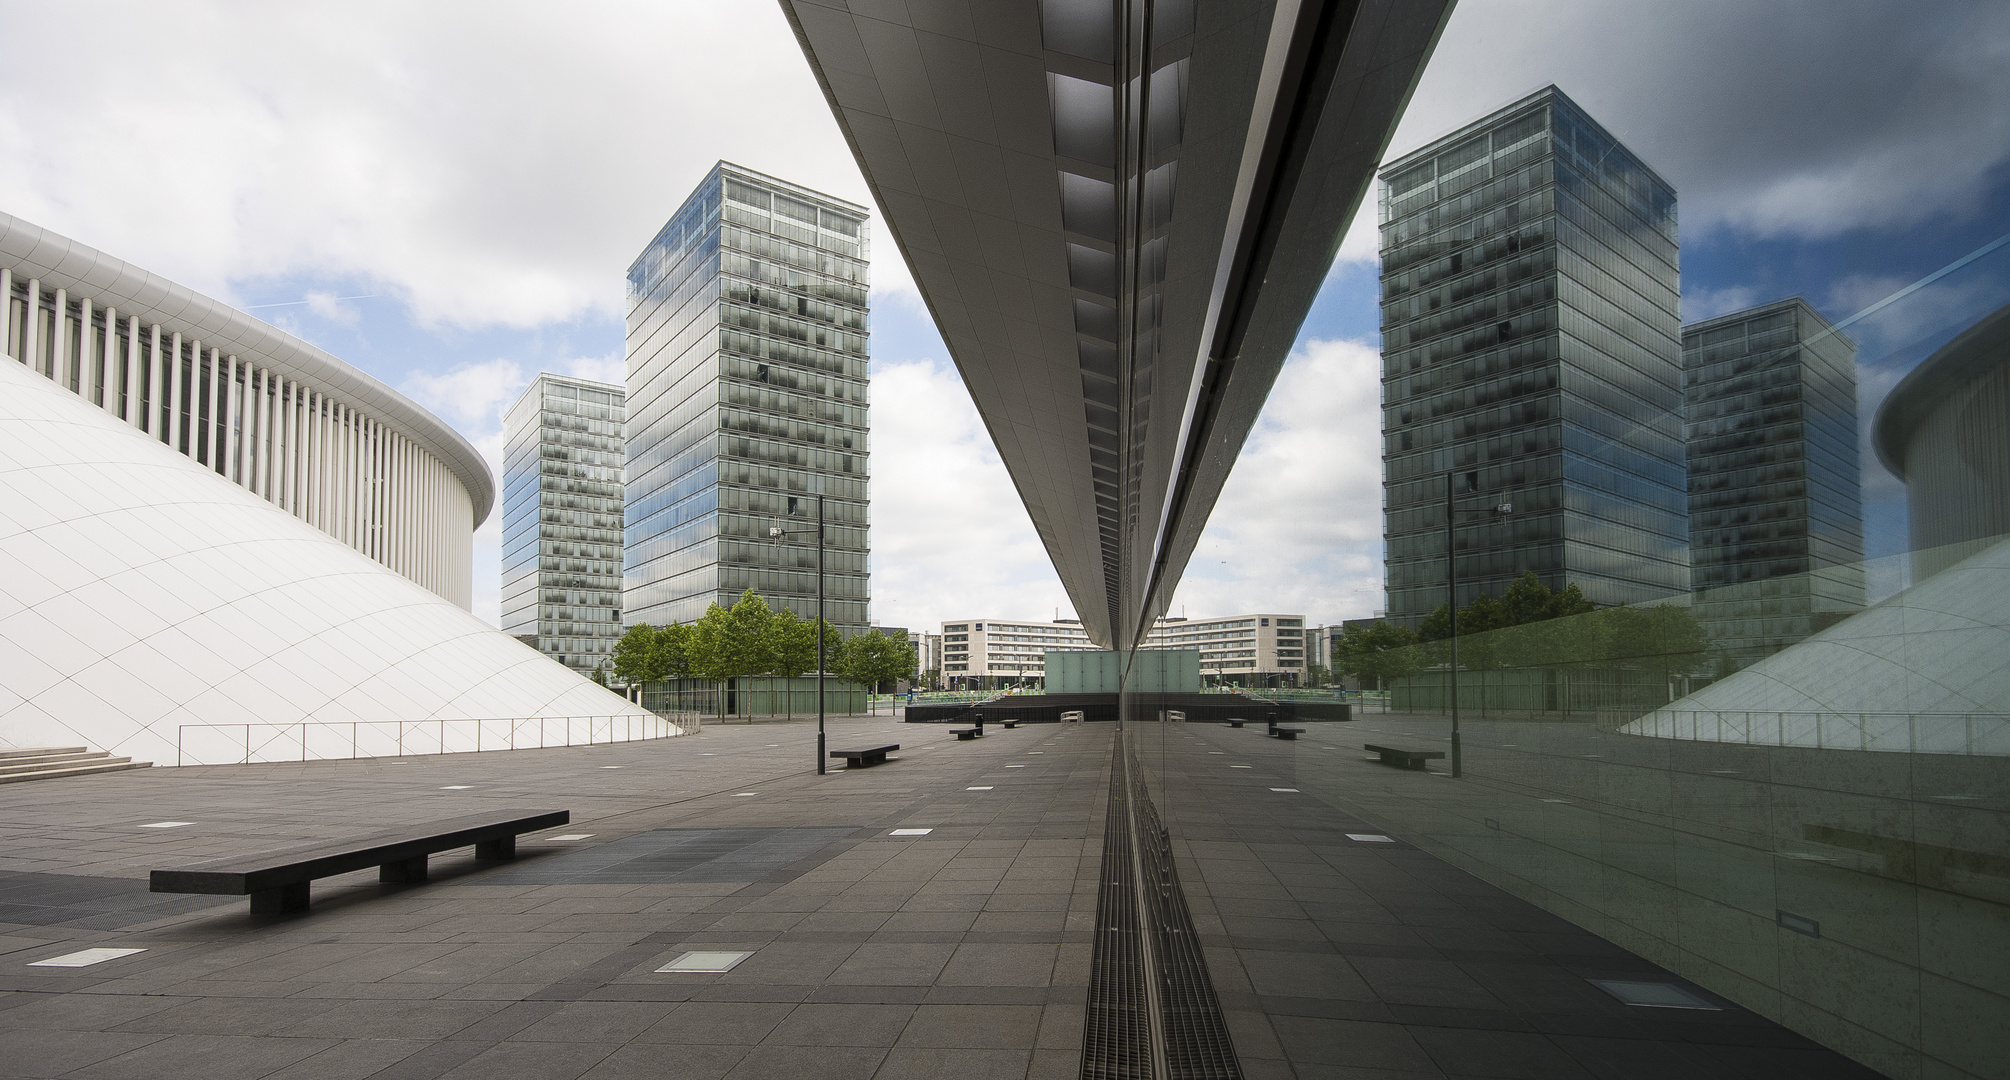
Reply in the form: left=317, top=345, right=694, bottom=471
left=770, top=488, right=827, bottom=775
left=1446, top=471, right=1513, bottom=779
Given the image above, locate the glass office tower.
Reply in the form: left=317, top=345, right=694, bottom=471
left=500, top=374, right=627, bottom=674
left=1684, top=298, right=1864, bottom=672
left=623, top=162, right=871, bottom=633
left=1379, top=85, right=1688, bottom=626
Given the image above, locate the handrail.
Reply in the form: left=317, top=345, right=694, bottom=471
left=174, top=713, right=694, bottom=767
left=1624, top=710, right=2010, bottom=757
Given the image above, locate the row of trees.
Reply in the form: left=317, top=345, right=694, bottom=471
left=609, top=589, right=917, bottom=692
left=1332, top=572, right=1711, bottom=698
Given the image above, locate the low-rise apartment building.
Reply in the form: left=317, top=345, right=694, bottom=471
left=939, top=613, right=1308, bottom=689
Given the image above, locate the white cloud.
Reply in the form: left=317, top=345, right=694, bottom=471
left=1168, top=337, right=1386, bottom=626
left=0, top=1, right=909, bottom=329
left=867, top=357, right=1070, bottom=633
left=1336, top=0, right=2010, bottom=265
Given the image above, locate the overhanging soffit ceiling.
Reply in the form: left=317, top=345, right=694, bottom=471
left=782, top=0, right=1455, bottom=648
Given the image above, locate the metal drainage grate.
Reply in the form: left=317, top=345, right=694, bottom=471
left=1082, top=733, right=1242, bottom=1080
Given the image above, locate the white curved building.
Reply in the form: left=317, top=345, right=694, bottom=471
left=2, top=212, right=487, bottom=606
left=1, top=216, right=669, bottom=764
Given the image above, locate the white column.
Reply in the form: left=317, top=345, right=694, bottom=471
left=166, top=332, right=184, bottom=452
left=255, top=368, right=270, bottom=498
left=0, top=268, right=11, bottom=359
left=201, top=346, right=219, bottom=471
left=53, top=288, right=71, bottom=389
left=78, top=297, right=97, bottom=403
left=224, top=356, right=241, bottom=483
left=24, top=280, right=43, bottom=377
left=145, top=325, right=162, bottom=436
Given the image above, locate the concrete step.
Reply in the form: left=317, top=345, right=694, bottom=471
left=0, top=751, right=115, bottom=773
left=0, top=746, right=88, bottom=760
left=0, top=759, right=151, bottom=785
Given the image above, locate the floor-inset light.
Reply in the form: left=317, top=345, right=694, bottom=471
left=890, top=828, right=932, bottom=836
left=139, top=821, right=192, bottom=829
left=1588, top=979, right=1720, bottom=1010
left=30, top=948, right=145, bottom=968
left=548, top=834, right=594, bottom=841
left=967, top=786, right=993, bottom=790
left=1347, top=833, right=1394, bottom=843
left=657, top=950, right=754, bottom=973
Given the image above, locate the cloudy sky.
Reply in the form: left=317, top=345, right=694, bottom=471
left=3, top=1, right=2007, bottom=629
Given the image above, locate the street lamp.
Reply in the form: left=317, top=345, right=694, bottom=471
left=769, top=489, right=828, bottom=775
left=1445, top=471, right=1512, bottom=779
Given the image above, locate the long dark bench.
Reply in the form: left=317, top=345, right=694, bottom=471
left=150, top=809, right=569, bottom=914
left=1269, top=726, right=1306, bottom=740
left=1365, top=744, right=1445, bottom=771
left=951, top=728, right=981, bottom=740
left=831, top=744, right=898, bottom=768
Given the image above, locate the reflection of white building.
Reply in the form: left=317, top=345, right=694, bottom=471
left=2, top=215, right=663, bottom=764
left=939, top=613, right=1307, bottom=687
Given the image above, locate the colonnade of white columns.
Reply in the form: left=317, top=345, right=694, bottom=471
left=3, top=271, right=474, bottom=608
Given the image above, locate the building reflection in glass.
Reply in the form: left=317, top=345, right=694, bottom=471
left=1379, top=85, right=1689, bottom=628
left=1684, top=298, right=1865, bottom=673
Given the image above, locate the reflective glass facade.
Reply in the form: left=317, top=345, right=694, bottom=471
left=623, top=162, right=870, bottom=633
left=501, top=374, right=627, bottom=675
left=1685, top=299, right=1864, bottom=671
left=1379, top=86, right=1688, bottom=626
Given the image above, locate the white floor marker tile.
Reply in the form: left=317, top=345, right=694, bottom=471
left=547, top=834, right=595, bottom=842
left=1346, top=834, right=1395, bottom=843
left=30, top=948, right=145, bottom=968
left=657, top=950, right=754, bottom=973
left=139, top=822, right=192, bottom=829
left=890, top=828, right=933, bottom=836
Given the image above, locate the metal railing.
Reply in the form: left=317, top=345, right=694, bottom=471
left=175, top=714, right=690, bottom=767
left=1624, top=710, right=2010, bottom=757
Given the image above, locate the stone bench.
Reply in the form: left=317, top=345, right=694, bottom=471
left=1227, top=718, right=1246, bottom=728
left=150, top=809, right=569, bottom=915
left=1365, top=744, right=1445, bottom=770
left=1269, top=726, right=1306, bottom=740
left=830, top=744, right=898, bottom=768
left=951, top=728, right=981, bottom=740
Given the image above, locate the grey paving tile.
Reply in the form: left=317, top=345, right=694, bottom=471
left=764, top=1001, right=915, bottom=1046
left=3, top=1027, right=166, bottom=1078
left=433, top=1039, right=617, bottom=1080
left=825, top=942, right=956, bottom=985
left=578, top=1042, right=748, bottom=1080
left=261, top=1038, right=433, bottom=1080
left=872, top=1047, right=1031, bottom=1079
left=937, top=942, right=1058, bottom=987
left=721, top=1044, right=885, bottom=1080
left=64, top=1033, right=338, bottom=1080
left=511, top=1000, right=678, bottom=1043
left=277, top=998, right=508, bottom=1040
left=895, top=1003, right=1043, bottom=1049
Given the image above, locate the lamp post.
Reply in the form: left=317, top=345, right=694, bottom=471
left=770, top=490, right=828, bottom=775
left=1445, top=471, right=1512, bottom=779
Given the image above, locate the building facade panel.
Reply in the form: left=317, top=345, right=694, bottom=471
left=502, top=375, right=627, bottom=676
left=625, top=163, right=871, bottom=633
left=1380, top=87, right=1688, bottom=626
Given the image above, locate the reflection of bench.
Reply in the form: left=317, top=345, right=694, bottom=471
left=831, top=744, right=898, bottom=768
left=952, top=728, right=980, bottom=740
left=1061, top=710, right=1084, bottom=723
left=150, top=810, right=568, bottom=915
left=1270, top=727, right=1305, bottom=740
left=1227, top=719, right=1246, bottom=728
left=1365, top=744, right=1444, bottom=770
left=1001, top=720, right=1018, bottom=729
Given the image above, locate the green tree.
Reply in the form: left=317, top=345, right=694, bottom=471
left=768, top=609, right=817, bottom=678
left=611, top=623, right=660, bottom=684
left=837, top=629, right=917, bottom=714
left=1332, top=621, right=1422, bottom=691
left=656, top=622, right=694, bottom=680
left=689, top=591, right=777, bottom=720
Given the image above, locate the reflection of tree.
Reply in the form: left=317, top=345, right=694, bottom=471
left=1332, top=621, right=1421, bottom=691
left=1401, top=572, right=1713, bottom=714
